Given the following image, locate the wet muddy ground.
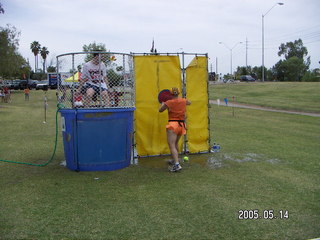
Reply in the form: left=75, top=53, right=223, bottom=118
left=135, top=152, right=281, bottom=170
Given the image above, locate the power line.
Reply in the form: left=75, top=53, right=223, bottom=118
left=248, top=24, right=320, bottom=45
left=246, top=32, right=320, bottom=50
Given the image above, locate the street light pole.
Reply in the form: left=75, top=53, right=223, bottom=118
left=219, top=41, right=242, bottom=78
left=262, top=2, right=284, bottom=82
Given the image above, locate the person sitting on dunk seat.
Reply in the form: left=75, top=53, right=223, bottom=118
left=79, top=52, right=109, bottom=106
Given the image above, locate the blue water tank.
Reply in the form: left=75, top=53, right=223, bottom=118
left=59, top=108, right=135, bottom=171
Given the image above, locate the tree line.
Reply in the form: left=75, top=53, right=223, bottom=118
left=229, top=39, right=319, bottom=82
left=0, top=25, right=52, bottom=80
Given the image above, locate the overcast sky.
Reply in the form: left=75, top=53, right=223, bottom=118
left=1, top=0, right=320, bottom=75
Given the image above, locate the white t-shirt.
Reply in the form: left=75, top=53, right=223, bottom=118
left=81, top=61, right=108, bottom=89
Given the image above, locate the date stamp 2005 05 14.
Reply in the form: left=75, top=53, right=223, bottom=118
left=238, top=209, right=289, bottom=220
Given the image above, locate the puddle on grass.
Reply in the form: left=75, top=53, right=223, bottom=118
left=136, top=153, right=281, bottom=170
left=204, top=152, right=280, bottom=169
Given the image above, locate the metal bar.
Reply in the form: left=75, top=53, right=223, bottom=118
left=205, top=54, right=211, bottom=152
left=132, top=52, right=207, bottom=56
left=71, top=54, right=75, bottom=108
left=181, top=52, right=188, bottom=154
left=57, top=51, right=133, bottom=58
left=98, top=53, right=102, bottom=106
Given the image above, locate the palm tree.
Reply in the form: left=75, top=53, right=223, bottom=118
left=0, top=3, right=4, bottom=14
left=40, top=46, right=49, bottom=73
left=30, top=41, right=41, bottom=72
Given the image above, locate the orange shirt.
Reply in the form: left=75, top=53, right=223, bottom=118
left=164, top=98, right=187, bottom=121
left=24, top=88, right=30, bottom=94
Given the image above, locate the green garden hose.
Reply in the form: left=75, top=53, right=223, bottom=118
left=0, top=104, right=65, bottom=167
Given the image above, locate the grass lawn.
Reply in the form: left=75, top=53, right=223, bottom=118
left=210, top=82, right=320, bottom=113
left=0, top=87, right=319, bottom=239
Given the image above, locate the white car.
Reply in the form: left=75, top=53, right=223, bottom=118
left=36, top=83, right=48, bottom=90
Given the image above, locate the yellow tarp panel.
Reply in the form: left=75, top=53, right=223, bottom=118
left=65, top=72, right=81, bottom=82
left=134, top=55, right=182, bottom=156
left=186, top=56, right=210, bottom=153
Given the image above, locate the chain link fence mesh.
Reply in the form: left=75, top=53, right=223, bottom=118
left=57, top=52, right=134, bottom=109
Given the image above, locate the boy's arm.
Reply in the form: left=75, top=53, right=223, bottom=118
left=159, top=102, right=168, bottom=112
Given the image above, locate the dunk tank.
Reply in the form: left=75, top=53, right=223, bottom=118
left=57, top=51, right=210, bottom=171
left=57, top=52, right=135, bottom=171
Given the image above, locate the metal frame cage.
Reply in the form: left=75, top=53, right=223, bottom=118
left=56, top=52, right=135, bottom=109
left=132, top=52, right=211, bottom=157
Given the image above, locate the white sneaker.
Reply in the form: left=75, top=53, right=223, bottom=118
left=169, top=164, right=182, bottom=172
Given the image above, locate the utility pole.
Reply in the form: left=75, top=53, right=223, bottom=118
left=262, top=3, right=284, bottom=81
left=219, top=41, right=242, bottom=78
left=216, top=57, right=218, bottom=81
left=246, top=37, right=248, bottom=69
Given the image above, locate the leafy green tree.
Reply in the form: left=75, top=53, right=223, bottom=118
left=40, top=46, right=49, bottom=73
left=236, top=66, right=249, bottom=76
left=0, top=24, right=30, bottom=79
left=282, top=57, right=306, bottom=81
left=30, top=71, right=47, bottom=80
left=273, top=39, right=310, bottom=81
left=83, top=42, right=106, bottom=62
left=0, top=24, right=19, bottom=50
left=223, top=74, right=233, bottom=80
left=278, top=39, right=308, bottom=60
left=82, top=42, right=123, bottom=86
left=47, top=66, right=56, bottom=72
left=82, top=42, right=115, bottom=65
left=235, top=66, right=263, bottom=80
left=19, top=60, right=31, bottom=79
left=302, top=69, right=320, bottom=82
left=30, top=41, right=41, bottom=72
left=252, top=66, right=263, bottom=80
left=271, top=60, right=285, bottom=81
left=82, top=42, right=106, bottom=52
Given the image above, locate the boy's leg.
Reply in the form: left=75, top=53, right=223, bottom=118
left=101, top=90, right=109, bottom=106
left=84, top=88, right=95, bottom=106
left=175, top=134, right=182, bottom=156
left=167, top=129, right=179, bottom=164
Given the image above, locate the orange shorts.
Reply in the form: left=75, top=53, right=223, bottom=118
left=166, top=121, right=186, bottom=135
